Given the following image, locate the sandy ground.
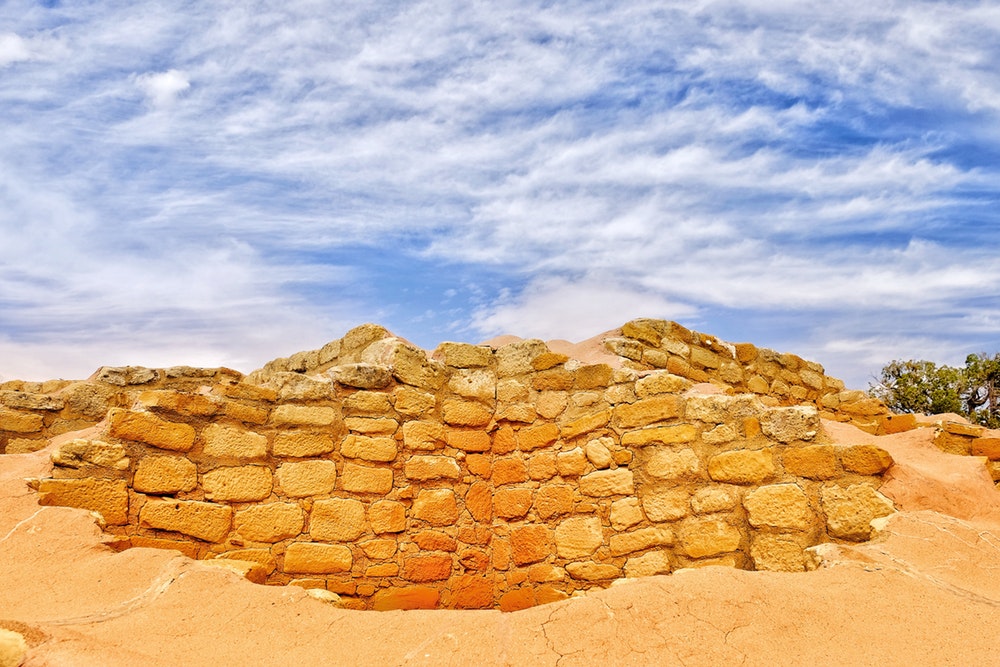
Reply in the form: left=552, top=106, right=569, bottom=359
left=2, top=422, right=999, bottom=666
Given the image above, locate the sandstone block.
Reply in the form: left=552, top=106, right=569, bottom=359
left=492, top=457, right=528, bottom=485
left=402, top=420, right=446, bottom=450
left=107, top=408, right=195, bottom=452
left=329, top=363, right=393, bottom=389
left=517, top=422, right=560, bottom=450
left=536, top=391, right=568, bottom=419
left=610, top=496, right=644, bottom=530
left=528, top=451, right=557, bottom=480
left=235, top=503, right=304, bottom=542
left=94, top=365, right=157, bottom=386
left=217, top=548, right=277, bottom=573
left=690, top=486, right=739, bottom=514
left=684, top=394, right=758, bottom=424
left=511, top=524, right=552, bottom=565
left=621, top=424, right=697, bottom=446
left=678, top=517, right=742, bottom=558
left=585, top=439, right=614, bottom=469
left=840, top=445, right=893, bottom=475
left=759, top=406, right=820, bottom=442
left=342, top=391, right=393, bottom=414
left=412, top=489, right=459, bottom=526
left=368, top=499, right=406, bottom=534
left=556, top=447, right=588, bottom=476
left=645, top=447, right=700, bottom=480
left=782, top=445, right=838, bottom=479
left=609, top=526, right=674, bottom=556
left=271, top=405, right=339, bottom=426
left=566, top=562, right=620, bottom=581
left=404, top=455, right=461, bottom=481
left=450, top=575, right=494, bottom=609
left=365, top=563, right=399, bottom=577
left=494, top=487, right=533, bottom=518
left=496, top=339, right=550, bottom=376
left=533, top=484, right=574, bottom=519
left=614, top=396, right=681, bottom=428
left=554, top=516, right=603, bottom=559
left=625, top=550, right=672, bottom=578
left=560, top=410, right=611, bottom=440
left=38, top=478, right=129, bottom=525
left=271, top=431, right=335, bottom=458
left=574, top=363, right=614, bottom=389
left=4, top=437, right=46, bottom=454
left=821, top=484, right=895, bottom=541
left=448, top=369, right=496, bottom=401
left=202, top=424, right=267, bottom=459
left=341, top=435, right=398, bottom=462
left=879, top=413, right=917, bottom=435
left=580, top=469, right=634, bottom=496
left=139, top=390, right=218, bottom=417
left=133, top=456, right=198, bottom=494
left=223, top=401, right=269, bottom=425
left=0, top=628, right=27, bottom=667
left=414, top=530, right=457, bottom=551
left=1, top=389, right=64, bottom=411
left=446, top=429, right=492, bottom=452
left=203, top=466, right=272, bottom=502
left=744, top=484, right=814, bottom=530
left=747, top=375, right=770, bottom=394
left=284, top=542, right=353, bottom=574
left=708, top=449, right=776, bottom=484
left=365, top=338, right=448, bottom=390
left=361, top=538, right=397, bottom=560
left=751, top=534, right=807, bottom=572
left=311, top=498, right=367, bottom=541
left=972, top=437, right=1000, bottom=460
left=276, top=460, right=337, bottom=497
left=51, top=439, right=129, bottom=470
left=340, top=463, right=394, bottom=494
left=393, top=387, right=436, bottom=417
left=532, top=369, right=574, bottom=391
left=372, top=586, right=439, bottom=611
left=128, top=535, right=200, bottom=559
left=140, top=499, right=232, bottom=541
left=690, top=346, right=723, bottom=370
left=344, top=416, right=398, bottom=435
left=434, top=341, right=493, bottom=368
left=641, top=488, right=690, bottom=522
left=635, top=372, right=691, bottom=398
left=465, top=481, right=493, bottom=522
left=402, top=554, right=452, bottom=582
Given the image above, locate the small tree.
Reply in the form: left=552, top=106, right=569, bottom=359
left=962, top=353, right=1000, bottom=428
left=869, top=359, right=964, bottom=416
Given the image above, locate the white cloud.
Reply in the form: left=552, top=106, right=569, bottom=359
left=0, top=33, right=31, bottom=67
left=135, top=69, right=190, bottom=107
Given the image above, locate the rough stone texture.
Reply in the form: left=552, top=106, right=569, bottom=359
left=139, top=499, right=232, bottom=542
left=744, top=484, right=814, bottom=531
left=202, top=424, right=267, bottom=459
left=821, top=484, right=896, bottom=541
left=340, top=463, right=393, bottom=495
left=708, top=449, right=776, bottom=485
left=369, top=500, right=406, bottom=534
left=107, top=409, right=195, bottom=452
left=234, top=503, right=304, bottom=542
left=275, top=460, right=337, bottom=497
left=840, top=445, right=894, bottom=475
left=624, top=550, right=672, bottom=577
left=554, top=516, right=604, bottom=559
left=37, top=478, right=129, bottom=525
left=411, top=489, right=459, bottom=526
left=310, top=498, right=367, bottom=541
left=133, top=456, right=198, bottom=494
left=751, top=534, right=807, bottom=572
left=677, top=517, right=742, bottom=558
left=782, top=445, right=839, bottom=479
left=202, top=466, right=273, bottom=502
left=271, top=431, right=335, bottom=458
left=271, top=405, right=338, bottom=427
left=580, top=469, right=634, bottom=496
left=51, top=439, right=129, bottom=470
left=645, top=448, right=700, bottom=480
left=283, top=543, right=352, bottom=573
left=510, top=525, right=552, bottom=565
left=641, top=488, right=691, bottom=522
left=609, top=527, right=673, bottom=556
left=405, top=455, right=461, bottom=480
left=759, top=406, right=821, bottom=442
left=340, top=435, right=398, bottom=462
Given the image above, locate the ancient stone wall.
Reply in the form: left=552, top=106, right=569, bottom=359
left=25, top=322, right=898, bottom=611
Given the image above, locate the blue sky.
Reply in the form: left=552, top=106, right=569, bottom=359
left=2, top=0, right=999, bottom=389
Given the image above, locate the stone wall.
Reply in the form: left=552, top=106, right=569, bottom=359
left=25, top=321, right=897, bottom=611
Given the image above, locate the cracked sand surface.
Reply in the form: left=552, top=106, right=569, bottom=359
left=3, top=422, right=1000, bottom=666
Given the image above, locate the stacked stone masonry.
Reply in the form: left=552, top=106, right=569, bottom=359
left=7, top=320, right=911, bottom=611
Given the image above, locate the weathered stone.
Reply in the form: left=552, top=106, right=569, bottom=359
left=446, top=429, right=492, bottom=452
left=217, top=548, right=277, bottom=574
left=566, top=562, right=620, bottom=581
left=38, top=478, right=129, bottom=525
left=310, top=498, right=367, bottom=541
left=372, top=586, right=439, bottom=611
left=528, top=451, right=557, bottom=480
left=139, top=390, right=218, bottom=417
left=580, top=469, right=634, bottom=496
left=677, top=517, right=742, bottom=558
left=51, top=439, right=129, bottom=470
left=641, top=488, right=690, bottom=522
left=555, top=516, right=604, bottom=559
left=634, top=372, right=691, bottom=398
left=614, top=396, right=681, bottom=428
left=361, top=538, right=397, bottom=560
left=4, top=437, right=46, bottom=453
left=533, top=484, right=574, bottom=520
left=684, top=394, right=758, bottom=424
left=585, top=438, right=614, bottom=469
left=342, top=391, right=393, bottom=414
left=495, top=339, right=550, bottom=376
left=510, top=525, right=552, bottom=565
left=574, top=363, right=614, bottom=389
left=272, top=432, right=335, bottom=458
left=0, top=628, right=28, bottom=667
left=340, top=435, right=398, bottom=462
left=747, top=375, right=770, bottom=394
left=610, top=496, right=645, bottom=530
left=340, top=463, right=394, bottom=495
left=133, top=456, right=198, bottom=494
left=556, top=447, right=588, bottom=476
left=609, top=527, right=673, bottom=556
left=621, top=424, right=697, bottom=446
left=95, top=365, right=157, bottom=386
left=402, top=421, right=445, bottom=450
left=442, top=399, right=493, bottom=427
left=344, top=416, right=397, bottom=435
left=369, top=499, right=406, bottom=534
left=414, top=530, right=456, bottom=551
left=759, top=406, right=820, bottom=442
left=465, top=481, right=493, bottom=522
left=224, top=401, right=269, bottom=425
left=235, top=503, right=304, bottom=542
left=972, top=437, right=1000, bottom=460
left=751, top=534, right=807, bottom=572
left=840, top=445, right=893, bottom=475
left=329, top=363, right=393, bottom=389
left=536, top=391, right=568, bottom=419
left=276, top=460, right=337, bottom=497
left=447, top=369, right=496, bottom=402
left=412, top=489, right=459, bottom=526
left=284, top=542, right=353, bottom=573
left=708, top=449, right=776, bottom=484
left=202, top=424, right=267, bottom=459
left=362, top=338, right=447, bottom=390
left=744, top=484, right=813, bottom=530
left=690, top=346, right=723, bottom=370
left=625, top=550, right=672, bottom=577
left=821, top=484, right=895, bottom=541
left=107, top=409, right=195, bottom=452
left=690, top=486, right=739, bottom=514
left=140, top=499, right=232, bottom=541
left=393, top=387, right=437, bottom=417
left=517, top=422, right=560, bottom=450
left=560, top=410, right=611, bottom=440
left=434, top=341, right=493, bottom=368
left=492, top=457, right=527, bottom=485
left=645, top=447, right=700, bottom=480
left=782, top=445, right=839, bottom=479
left=271, top=405, right=339, bottom=426
left=493, top=487, right=533, bottom=518
left=405, top=455, right=461, bottom=480
left=402, top=554, right=452, bottom=582
left=532, top=369, right=574, bottom=391
left=203, top=466, right=272, bottom=502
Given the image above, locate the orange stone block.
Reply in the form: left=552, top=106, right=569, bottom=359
left=494, top=487, right=533, bottom=519
left=466, top=453, right=492, bottom=477
left=465, top=481, right=493, bottom=522
left=510, top=525, right=551, bottom=565
left=499, top=588, right=536, bottom=612
left=372, top=586, right=440, bottom=611
left=446, top=429, right=492, bottom=452
left=450, top=575, right=494, bottom=609
left=492, top=426, right=517, bottom=454
left=414, top=530, right=457, bottom=552
left=492, top=457, right=528, bottom=485
left=458, top=549, right=490, bottom=571
left=517, top=422, right=560, bottom=451
left=402, top=554, right=453, bottom=582
left=533, top=485, right=575, bottom=520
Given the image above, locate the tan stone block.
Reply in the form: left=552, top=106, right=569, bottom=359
left=0, top=408, right=43, bottom=433
left=361, top=538, right=397, bottom=560
left=365, top=563, right=400, bottom=577
left=271, top=404, right=339, bottom=426
left=528, top=451, right=557, bottom=480
left=690, top=346, right=723, bottom=370
left=495, top=339, right=550, bottom=376
left=465, top=481, right=492, bottom=522
left=510, top=525, right=552, bottom=565
left=645, top=447, right=700, bottom=480
left=677, top=517, right=742, bottom=558
left=560, top=410, right=611, bottom=440
left=466, top=453, right=491, bottom=477
left=634, top=372, right=690, bottom=398
left=708, top=449, right=776, bottom=485
left=446, top=369, right=496, bottom=402
left=497, top=403, right=537, bottom=423
left=272, top=431, right=335, bottom=458
left=446, top=429, right=492, bottom=452
left=625, top=550, right=672, bottom=577
left=51, top=439, right=129, bottom=470
left=414, top=530, right=457, bottom=551
left=133, top=455, right=197, bottom=494
left=609, top=526, right=673, bottom=556
left=219, top=383, right=277, bottom=402
left=310, top=498, right=367, bottom=541
left=574, top=363, right=614, bottom=389
left=759, top=406, right=820, bottom=442
left=536, top=391, right=568, bottom=419
left=744, top=484, right=813, bottom=531
left=202, top=424, right=267, bottom=460
left=492, top=457, right=527, bottom=485
left=368, top=499, right=406, bottom=534
left=610, top=496, right=644, bottom=530
left=690, top=486, right=739, bottom=514
left=747, top=375, right=769, bottom=394
left=534, top=484, right=574, bottom=520
left=497, top=378, right=529, bottom=404
left=404, top=455, right=461, bottom=481
left=344, top=416, right=398, bottom=435
left=372, top=586, right=439, bottom=611
left=402, top=554, right=452, bottom=582
left=139, top=390, right=218, bottom=417
left=329, top=363, right=393, bottom=389
left=622, top=318, right=665, bottom=345
left=393, top=387, right=436, bottom=416
left=821, top=484, right=895, bottom=541
left=235, top=503, right=304, bottom=542
left=434, top=341, right=493, bottom=368
left=276, top=460, right=337, bottom=497
left=641, top=488, right=690, bottom=522
left=554, top=516, right=603, bottom=559
left=494, top=487, right=533, bottom=518
left=342, top=391, right=392, bottom=414
left=140, top=499, right=232, bottom=541
left=340, top=435, right=398, bottom=462
left=217, top=548, right=277, bottom=573
left=934, top=431, right=973, bottom=456
left=684, top=394, right=759, bottom=424
left=284, top=542, right=352, bottom=573
left=879, top=413, right=917, bottom=435
left=223, top=401, right=269, bottom=425
left=621, top=424, right=697, bottom=446
left=362, top=338, right=447, bottom=390
left=340, top=463, right=394, bottom=494
left=517, top=422, right=560, bottom=450
left=566, top=562, right=620, bottom=581
left=556, top=447, right=588, bottom=476
left=734, top=342, right=757, bottom=364
left=972, top=437, right=1000, bottom=460
left=4, top=437, right=46, bottom=453
left=402, top=421, right=445, bottom=450
left=459, top=548, right=490, bottom=570
left=702, top=424, right=738, bottom=444
left=107, top=408, right=195, bottom=452
left=750, top=534, right=807, bottom=572
left=782, top=445, right=839, bottom=479
left=580, top=469, right=634, bottom=496
left=585, top=439, right=614, bottom=469
left=840, top=445, right=893, bottom=475
left=203, top=466, right=272, bottom=502
left=614, top=396, right=682, bottom=428
left=412, top=489, right=458, bottom=526
left=38, top=478, right=129, bottom=525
